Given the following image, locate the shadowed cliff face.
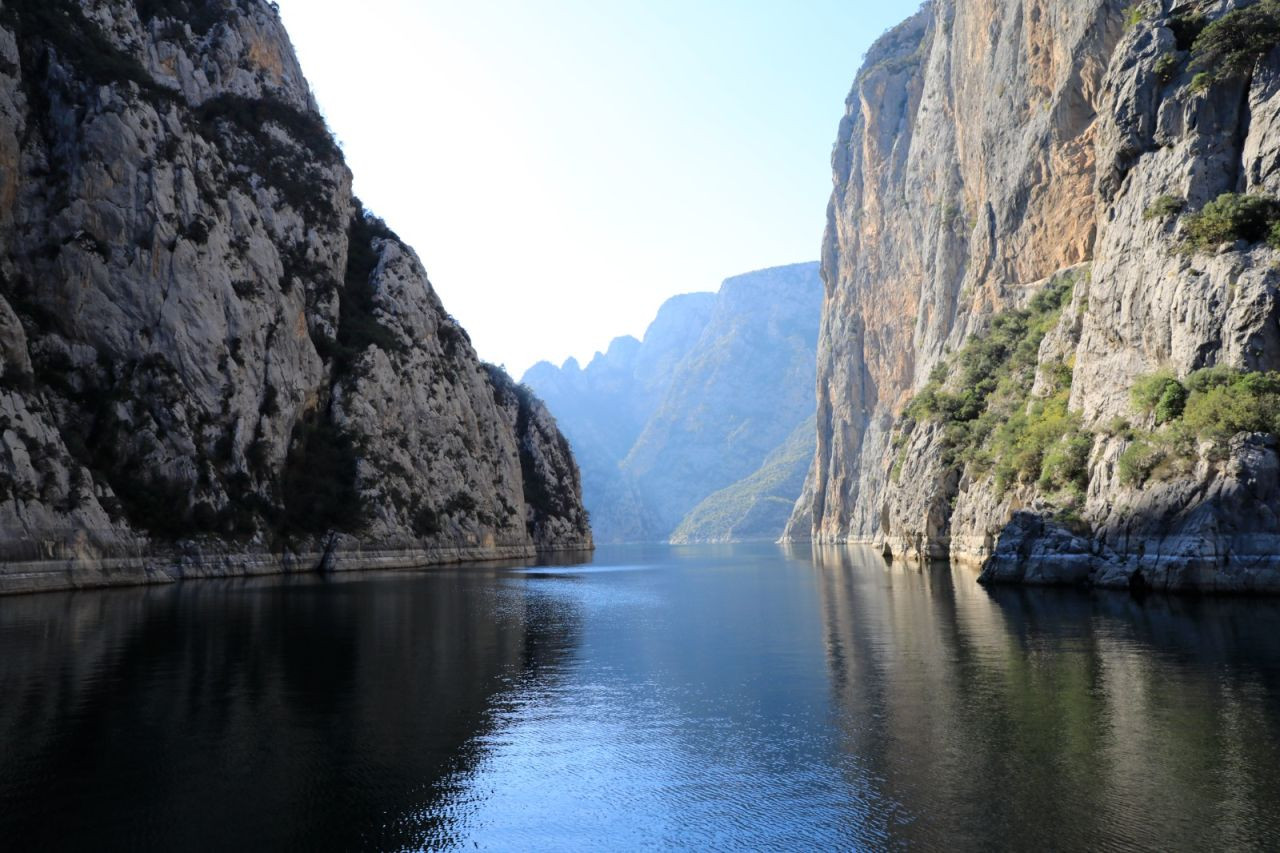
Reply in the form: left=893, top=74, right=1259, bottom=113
left=0, top=0, right=589, bottom=591
left=789, top=0, right=1280, bottom=590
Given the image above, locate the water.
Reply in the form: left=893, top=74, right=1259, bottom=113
left=3, top=544, right=1280, bottom=851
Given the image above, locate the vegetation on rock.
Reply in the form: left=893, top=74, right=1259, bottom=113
left=278, top=410, right=367, bottom=537
left=1182, top=193, right=1280, bottom=252
left=135, top=0, right=256, bottom=37
left=1153, top=52, right=1182, bottom=84
left=1189, top=0, right=1280, bottom=84
left=1120, top=367, right=1280, bottom=485
left=3, top=1, right=171, bottom=99
left=1169, top=10, right=1208, bottom=51
left=1143, top=195, right=1185, bottom=222
left=897, top=271, right=1090, bottom=510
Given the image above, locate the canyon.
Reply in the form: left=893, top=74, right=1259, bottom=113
left=524, top=262, right=820, bottom=544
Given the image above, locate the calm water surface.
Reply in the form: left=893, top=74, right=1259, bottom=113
left=3, top=544, right=1280, bottom=850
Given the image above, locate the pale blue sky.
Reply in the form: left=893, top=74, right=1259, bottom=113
left=274, top=1, right=915, bottom=375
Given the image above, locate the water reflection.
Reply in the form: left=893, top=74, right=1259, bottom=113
left=3, top=547, right=1280, bottom=850
left=0, top=570, right=581, bottom=851
left=810, top=545, right=1280, bottom=849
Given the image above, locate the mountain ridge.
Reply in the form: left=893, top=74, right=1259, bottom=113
left=525, top=261, right=820, bottom=544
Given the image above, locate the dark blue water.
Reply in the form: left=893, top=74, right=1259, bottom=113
left=3, top=544, right=1280, bottom=850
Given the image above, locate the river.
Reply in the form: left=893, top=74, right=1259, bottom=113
left=2, top=543, right=1279, bottom=850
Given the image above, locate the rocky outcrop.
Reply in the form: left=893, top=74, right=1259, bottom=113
left=789, top=0, right=1280, bottom=592
left=0, top=0, right=590, bottom=594
left=525, top=262, right=821, bottom=543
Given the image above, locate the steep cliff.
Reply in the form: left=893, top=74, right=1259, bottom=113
left=525, top=262, right=821, bottom=543
left=789, top=0, right=1280, bottom=592
left=0, top=0, right=590, bottom=594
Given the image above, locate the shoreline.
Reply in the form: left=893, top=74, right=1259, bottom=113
left=0, top=542, right=596, bottom=597
left=786, top=534, right=1280, bottom=596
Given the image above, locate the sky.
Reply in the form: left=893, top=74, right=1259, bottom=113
left=273, top=1, right=915, bottom=376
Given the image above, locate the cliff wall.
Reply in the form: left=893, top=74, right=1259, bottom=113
left=0, top=0, right=591, bottom=594
left=789, top=0, right=1280, bottom=592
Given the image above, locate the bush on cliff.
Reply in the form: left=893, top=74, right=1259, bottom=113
left=904, top=275, right=1074, bottom=427
left=1143, top=194, right=1185, bottom=221
left=1190, top=0, right=1280, bottom=84
left=1169, top=11, right=1208, bottom=50
left=897, top=270, right=1090, bottom=503
left=1182, top=193, right=1280, bottom=252
left=1131, top=370, right=1186, bottom=423
left=1120, top=367, right=1280, bottom=484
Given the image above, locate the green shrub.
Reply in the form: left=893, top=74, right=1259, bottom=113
left=1124, top=3, right=1148, bottom=28
left=1121, top=368, right=1280, bottom=486
left=1039, top=432, right=1093, bottom=493
left=1182, top=370, right=1280, bottom=441
left=1143, top=194, right=1185, bottom=221
left=1101, top=416, right=1133, bottom=439
left=1184, top=364, right=1239, bottom=393
left=1118, top=433, right=1164, bottom=486
left=989, top=389, right=1088, bottom=496
left=1271, top=220, right=1280, bottom=250
left=1182, top=193, right=1280, bottom=252
left=1190, top=71, right=1213, bottom=93
left=1154, top=381, right=1188, bottom=423
left=896, top=269, right=1087, bottom=502
left=1130, top=370, right=1186, bottom=423
left=1190, top=0, right=1280, bottom=83
left=1154, top=52, right=1181, bottom=84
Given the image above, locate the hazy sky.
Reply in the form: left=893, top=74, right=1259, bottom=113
left=274, top=1, right=913, bottom=375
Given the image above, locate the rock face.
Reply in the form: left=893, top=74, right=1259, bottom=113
left=524, top=262, right=821, bottom=543
left=0, top=0, right=590, bottom=594
left=787, top=0, right=1280, bottom=592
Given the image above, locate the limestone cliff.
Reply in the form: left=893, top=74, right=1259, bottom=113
left=788, top=0, right=1280, bottom=592
left=0, top=0, right=590, bottom=594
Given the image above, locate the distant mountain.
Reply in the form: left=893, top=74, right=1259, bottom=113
left=523, top=262, right=821, bottom=543
left=523, top=293, right=715, bottom=542
left=670, top=415, right=816, bottom=544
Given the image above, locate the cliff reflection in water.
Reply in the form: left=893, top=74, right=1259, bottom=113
left=5, top=545, right=1280, bottom=850
left=810, top=545, right=1280, bottom=850
left=0, top=569, right=581, bottom=851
